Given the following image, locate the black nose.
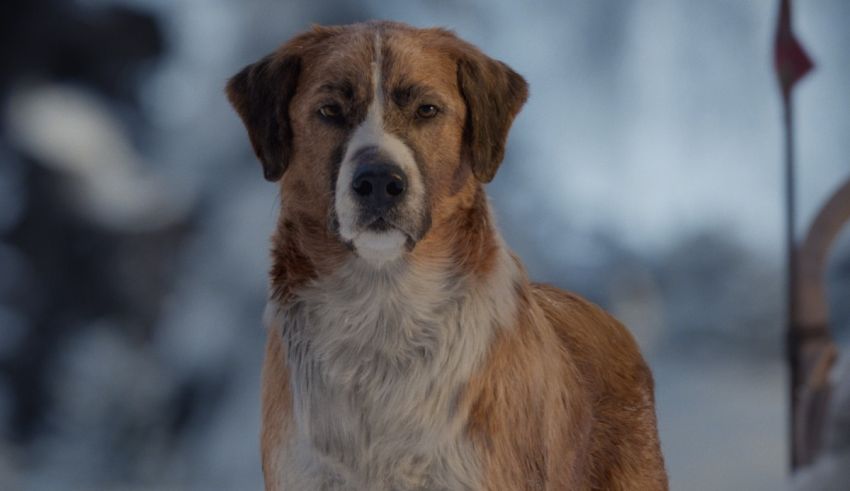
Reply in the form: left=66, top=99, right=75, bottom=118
left=352, top=163, right=407, bottom=210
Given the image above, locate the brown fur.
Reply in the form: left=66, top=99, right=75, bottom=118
left=227, top=21, right=667, bottom=490
left=462, top=283, right=668, bottom=490
left=260, top=331, right=292, bottom=491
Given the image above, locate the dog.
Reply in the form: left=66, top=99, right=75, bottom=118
left=227, top=21, right=667, bottom=491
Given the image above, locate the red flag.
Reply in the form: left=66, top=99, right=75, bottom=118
left=774, top=0, right=814, bottom=98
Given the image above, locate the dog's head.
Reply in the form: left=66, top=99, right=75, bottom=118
left=227, top=22, right=527, bottom=266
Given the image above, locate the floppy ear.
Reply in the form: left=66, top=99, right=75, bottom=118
left=457, top=51, right=528, bottom=183
left=227, top=27, right=343, bottom=181
left=226, top=53, right=301, bottom=182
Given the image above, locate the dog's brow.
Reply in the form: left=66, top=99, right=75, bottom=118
left=319, top=81, right=355, bottom=99
left=392, top=83, right=440, bottom=105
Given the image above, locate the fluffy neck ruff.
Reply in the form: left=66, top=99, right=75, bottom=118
left=263, top=190, right=524, bottom=488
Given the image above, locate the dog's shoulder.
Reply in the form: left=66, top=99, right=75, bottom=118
left=530, top=283, right=667, bottom=489
left=530, top=283, right=654, bottom=394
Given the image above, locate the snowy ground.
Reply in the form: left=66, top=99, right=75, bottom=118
left=651, top=348, right=791, bottom=491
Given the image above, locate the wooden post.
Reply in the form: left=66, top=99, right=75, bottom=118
left=790, top=179, right=849, bottom=467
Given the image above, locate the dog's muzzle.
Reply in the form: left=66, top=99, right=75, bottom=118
left=334, top=142, right=428, bottom=265
left=351, top=160, right=408, bottom=230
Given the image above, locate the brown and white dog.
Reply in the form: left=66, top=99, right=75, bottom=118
left=227, top=21, right=667, bottom=491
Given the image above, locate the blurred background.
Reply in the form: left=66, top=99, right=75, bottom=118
left=0, top=0, right=848, bottom=489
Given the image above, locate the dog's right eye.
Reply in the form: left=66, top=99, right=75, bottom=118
left=318, top=104, right=343, bottom=120
left=416, top=104, right=439, bottom=119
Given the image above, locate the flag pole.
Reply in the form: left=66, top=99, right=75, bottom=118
left=782, top=77, right=801, bottom=471
left=773, top=0, right=814, bottom=470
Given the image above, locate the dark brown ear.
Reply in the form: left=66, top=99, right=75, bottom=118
left=227, top=26, right=343, bottom=180
left=227, top=53, right=301, bottom=182
left=457, top=51, right=528, bottom=183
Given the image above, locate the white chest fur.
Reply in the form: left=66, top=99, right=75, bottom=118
left=266, top=251, right=519, bottom=490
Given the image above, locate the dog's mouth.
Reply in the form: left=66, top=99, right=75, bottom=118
left=364, top=216, right=419, bottom=250
left=331, top=188, right=430, bottom=262
left=331, top=213, right=421, bottom=263
left=359, top=211, right=404, bottom=235
left=367, top=216, right=393, bottom=232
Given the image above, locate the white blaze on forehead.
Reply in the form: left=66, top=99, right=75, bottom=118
left=334, top=30, right=426, bottom=266
left=370, top=31, right=384, bottom=122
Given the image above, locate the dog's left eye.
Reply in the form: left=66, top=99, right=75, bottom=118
left=318, top=104, right=343, bottom=120
left=416, top=104, right=439, bottom=119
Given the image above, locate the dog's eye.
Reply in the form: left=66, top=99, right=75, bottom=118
left=318, top=104, right=343, bottom=120
left=416, top=104, right=439, bottom=119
